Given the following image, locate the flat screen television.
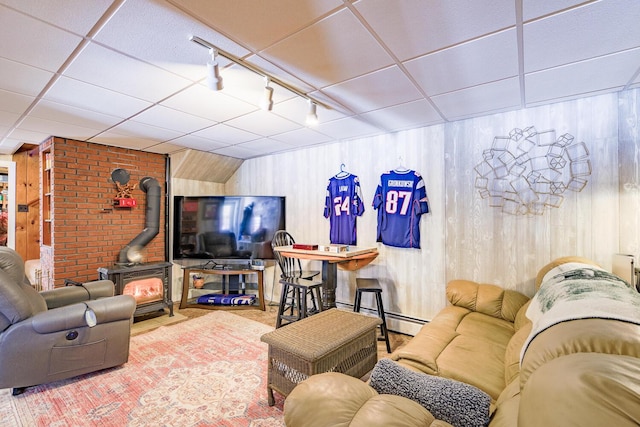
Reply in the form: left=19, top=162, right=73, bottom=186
left=173, top=195, right=286, bottom=260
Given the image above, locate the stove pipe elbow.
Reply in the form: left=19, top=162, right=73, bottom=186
left=118, top=177, right=161, bottom=264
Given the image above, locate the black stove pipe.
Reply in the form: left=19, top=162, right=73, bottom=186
left=118, top=177, right=161, bottom=264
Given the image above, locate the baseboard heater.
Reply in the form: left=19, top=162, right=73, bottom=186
left=335, top=301, right=428, bottom=336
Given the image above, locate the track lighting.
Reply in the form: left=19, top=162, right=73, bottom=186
left=260, top=77, right=274, bottom=111
left=306, top=100, right=318, bottom=126
left=191, top=35, right=327, bottom=123
left=206, top=48, right=223, bottom=91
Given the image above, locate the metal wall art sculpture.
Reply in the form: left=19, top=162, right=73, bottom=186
left=474, top=126, right=591, bottom=215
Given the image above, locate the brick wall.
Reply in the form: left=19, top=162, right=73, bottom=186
left=46, top=137, right=167, bottom=287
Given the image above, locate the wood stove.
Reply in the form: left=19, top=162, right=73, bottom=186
left=98, top=262, right=173, bottom=317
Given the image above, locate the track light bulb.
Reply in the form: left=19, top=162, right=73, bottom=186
left=306, top=100, right=318, bottom=126
left=260, top=78, right=274, bottom=111
left=206, top=49, right=223, bottom=91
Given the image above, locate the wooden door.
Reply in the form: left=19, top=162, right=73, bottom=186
left=13, top=148, right=40, bottom=261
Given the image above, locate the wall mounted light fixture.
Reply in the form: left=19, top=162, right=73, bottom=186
left=191, top=35, right=325, bottom=125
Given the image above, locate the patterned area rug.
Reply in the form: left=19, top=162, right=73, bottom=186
left=0, top=311, right=284, bottom=426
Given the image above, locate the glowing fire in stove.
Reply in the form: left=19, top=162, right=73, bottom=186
left=123, top=277, right=164, bottom=305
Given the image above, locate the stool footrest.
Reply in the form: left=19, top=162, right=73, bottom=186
left=354, top=278, right=392, bottom=353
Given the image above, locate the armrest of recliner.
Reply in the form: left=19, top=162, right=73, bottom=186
left=41, top=280, right=115, bottom=309
left=31, top=295, right=135, bottom=334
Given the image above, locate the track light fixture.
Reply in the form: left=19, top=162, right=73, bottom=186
left=260, top=77, right=274, bottom=111
left=191, top=35, right=327, bottom=124
left=306, top=100, right=318, bottom=126
left=206, top=48, right=223, bottom=91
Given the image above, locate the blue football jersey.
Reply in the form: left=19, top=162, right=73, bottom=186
left=323, top=174, right=365, bottom=245
left=372, top=169, right=429, bottom=248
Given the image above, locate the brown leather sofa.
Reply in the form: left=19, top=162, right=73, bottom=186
left=284, top=257, right=640, bottom=426
left=0, top=247, right=136, bottom=395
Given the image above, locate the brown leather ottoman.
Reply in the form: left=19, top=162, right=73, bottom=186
left=260, top=308, right=381, bottom=405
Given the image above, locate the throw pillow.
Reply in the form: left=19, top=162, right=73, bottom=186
left=369, top=359, right=491, bottom=427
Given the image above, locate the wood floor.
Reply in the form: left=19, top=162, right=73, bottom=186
left=132, top=303, right=412, bottom=359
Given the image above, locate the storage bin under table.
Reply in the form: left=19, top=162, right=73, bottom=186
left=260, top=308, right=381, bottom=405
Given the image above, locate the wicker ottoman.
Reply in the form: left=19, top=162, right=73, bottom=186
left=260, top=308, right=381, bottom=405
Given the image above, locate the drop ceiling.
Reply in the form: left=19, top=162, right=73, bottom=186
left=1, top=0, right=639, bottom=159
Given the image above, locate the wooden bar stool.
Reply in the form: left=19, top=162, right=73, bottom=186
left=353, top=278, right=392, bottom=353
left=276, top=277, right=324, bottom=328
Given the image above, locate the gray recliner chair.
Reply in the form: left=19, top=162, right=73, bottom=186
left=0, top=247, right=136, bottom=395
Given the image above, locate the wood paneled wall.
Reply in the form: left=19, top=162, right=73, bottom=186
left=171, top=89, right=636, bottom=333
left=618, top=90, right=640, bottom=256
left=12, top=148, right=40, bottom=261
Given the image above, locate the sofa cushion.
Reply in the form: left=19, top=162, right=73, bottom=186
left=503, top=322, right=531, bottom=384
left=534, top=256, right=600, bottom=289
left=519, top=353, right=640, bottom=427
left=393, top=306, right=515, bottom=400
left=283, top=372, right=442, bottom=427
left=446, top=280, right=529, bottom=322
left=513, top=300, right=531, bottom=331
left=370, top=359, right=491, bottom=427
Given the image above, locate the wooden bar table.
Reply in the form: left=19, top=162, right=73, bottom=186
left=272, top=245, right=378, bottom=309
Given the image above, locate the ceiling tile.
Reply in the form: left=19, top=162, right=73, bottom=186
left=0, top=5, right=82, bottom=71
left=431, top=77, right=521, bottom=120
left=18, top=116, right=104, bottom=141
left=404, top=29, right=519, bottom=96
left=525, top=49, right=640, bottom=105
left=93, top=0, right=248, bottom=81
left=5, top=128, right=50, bottom=145
left=161, top=84, right=257, bottom=122
left=354, top=0, right=515, bottom=61
left=0, top=111, right=20, bottom=128
left=29, top=99, right=123, bottom=129
left=359, top=100, right=444, bottom=132
left=63, top=42, right=193, bottom=102
left=315, top=116, right=382, bottom=140
left=524, top=0, right=640, bottom=72
left=270, top=127, right=334, bottom=146
left=224, top=110, right=301, bottom=137
left=0, top=89, right=34, bottom=114
left=0, top=0, right=113, bottom=35
left=522, top=0, right=597, bottom=21
left=211, top=144, right=256, bottom=159
left=170, top=0, right=343, bottom=51
left=322, top=66, right=422, bottom=114
left=102, top=120, right=182, bottom=143
left=192, top=124, right=260, bottom=145
left=0, top=137, right=24, bottom=154
left=0, top=58, right=53, bottom=97
left=89, top=131, right=165, bottom=151
left=143, top=141, right=188, bottom=154
left=131, top=105, right=217, bottom=134
left=236, top=138, right=293, bottom=155
left=215, top=65, right=295, bottom=107
left=168, top=134, right=229, bottom=151
left=275, top=96, right=346, bottom=126
left=44, top=76, right=153, bottom=118
left=262, top=9, right=393, bottom=88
